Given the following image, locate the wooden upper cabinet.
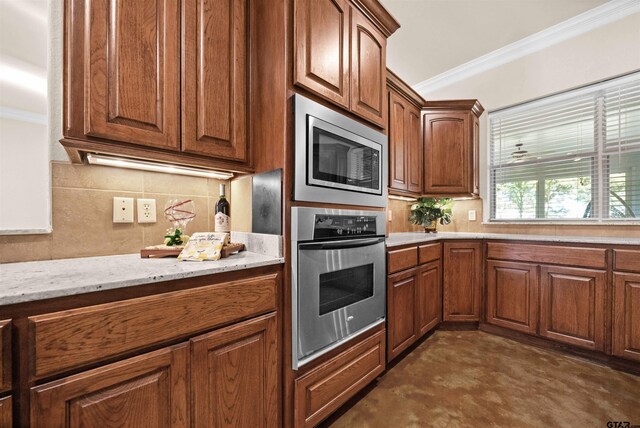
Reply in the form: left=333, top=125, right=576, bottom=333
left=191, top=313, right=278, bottom=427
left=406, top=104, right=423, bottom=194
left=350, top=8, right=386, bottom=127
left=539, top=265, right=606, bottom=351
left=388, top=91, right=408, bottom=191
left=422, top=100, right=483, bottom=197
left=181, top=0, right=248, bottom=161
left=293, top=0, right=351, bottom=108
left=486, top=261, right=538, bottom=335
left=31, top=343, right=189, bottom=427
left=83, top=0, right=180, bottom=150
left=612, top=272, right=640, bottom=362
left=443, top=241, right=482, bottom=322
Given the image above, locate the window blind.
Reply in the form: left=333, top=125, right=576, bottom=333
left=489, top=72, right=640, bottom=221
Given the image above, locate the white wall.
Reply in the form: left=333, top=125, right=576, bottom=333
left=419, top=12, right=640, bottom=219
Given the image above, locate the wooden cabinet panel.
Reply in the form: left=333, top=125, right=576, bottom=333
left=487, top=242, right=607, bottom=269
left=294, top=330, right=385, bottom=428
left=388, top=91, right=407, bottom=191
left=31, top=343, right=189, bottom=427
left=614, top=249, right=640, bottom=273
left=350, top=8, right=386, bottom=127
left=416, top=261, right=442, bottom=336
left=182, top=0, right=247, bottom=161
left=0, top=396, right=11, bottom=428
left=30, top=273, right=278, bottom=378
left=0, top=320, right=10, bottom=393
left=387, top=270, right=417, bottom=360
left=387, top=246, right=418, bottom=274
left=191, top=313, right=278, bottom=427
left=613, top=273, right=640, bottom=362
left=423, top=113, right=469, bottom=194
left=84, top=0, right=180, bottom=149
left=443, top=241, right=482, bottom=321
left=407, top=104, right=423, bottom=194
left=539, top=266, right=606, bottom=351
left=486, top=261, right=538, bottom=334
left=293, top=0, right=350, bottom=108
left=418, top=243, right=441, bottom=265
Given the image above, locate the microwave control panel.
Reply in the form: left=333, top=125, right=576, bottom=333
left=313, top=214, right=378, bottom=239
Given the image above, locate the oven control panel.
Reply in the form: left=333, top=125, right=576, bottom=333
left=313, top=214, right=378, bottom=239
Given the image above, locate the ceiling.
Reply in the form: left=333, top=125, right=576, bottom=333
left=380, top=0, right=610, bottom=86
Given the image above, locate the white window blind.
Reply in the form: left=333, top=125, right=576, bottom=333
left=489, top=72, right=640, bottom=222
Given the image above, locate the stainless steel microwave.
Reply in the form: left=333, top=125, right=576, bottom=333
left=294, top=95, right=388, bottom=208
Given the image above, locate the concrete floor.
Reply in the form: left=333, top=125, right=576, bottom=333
left=325, top=331, right=640, bottom=428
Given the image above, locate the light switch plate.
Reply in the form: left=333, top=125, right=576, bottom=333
left=137, top=198, right=157, bottom=223
left=113, top=197, right=134, bottom=223
left=468, top=210, right=477, bottom=221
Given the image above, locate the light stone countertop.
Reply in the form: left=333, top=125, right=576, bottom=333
left=386, top=232, right=640, bottom=248
left=1, top=251, right=284, bottom=306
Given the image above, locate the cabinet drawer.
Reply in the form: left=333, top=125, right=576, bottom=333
left=614, top=249, right=640, bottom=273
left=388, top=247, right=418, bottom=274
left=418, top=243, right=441, bottom=264
left=487, top=242, right=606, bottom=269
left=294, top=330, right=385, bottom=428
left=0, top=320, right=10, bottom=393
left=29, top=273, right=278, bottom=378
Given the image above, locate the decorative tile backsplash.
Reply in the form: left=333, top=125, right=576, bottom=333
left=0, top=161, right=231, bottom=263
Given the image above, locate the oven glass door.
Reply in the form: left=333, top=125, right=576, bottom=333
left=307, top=116, right=382, bottom=195
left=296, top=238, right=385, bottom=366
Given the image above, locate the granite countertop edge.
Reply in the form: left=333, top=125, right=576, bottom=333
left=1, top=252, right=284, bottom=306
left=385, top=232, right=640, bottom=248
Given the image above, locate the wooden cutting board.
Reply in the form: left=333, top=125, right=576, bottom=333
left=140, top=242, right=245, bottom=259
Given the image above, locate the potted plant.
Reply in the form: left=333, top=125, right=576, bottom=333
left=409, top=197, right=453, bottom=233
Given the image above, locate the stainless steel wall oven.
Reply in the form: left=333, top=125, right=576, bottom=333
left=291, top=207, right=386, bottom=369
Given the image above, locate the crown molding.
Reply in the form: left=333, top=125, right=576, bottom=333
left=413, top=0, right=640, bottom=96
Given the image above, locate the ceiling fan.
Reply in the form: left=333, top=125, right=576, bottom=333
left=508, top=143, right=532, bottom=164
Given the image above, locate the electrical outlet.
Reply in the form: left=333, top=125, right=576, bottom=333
left=113, top=197, right=134, bottom=223
left=137, top=198, right=157, bottom=223
left=387, top=209, right=393, bottom=222
left=468, top=210, right=477, bottom=221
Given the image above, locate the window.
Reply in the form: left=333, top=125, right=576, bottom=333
left=489, top=72, right=640, bottom=222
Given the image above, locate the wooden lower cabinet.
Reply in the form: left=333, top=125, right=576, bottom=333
left=416, top=261, right=442, bottom=336
left=486, top=261, right=538, bottom=335
left=31, top=343, right=190, bottom=427
left=387, top=269, right=417, bottom=360
left=539, top=265, right=606, bottom=351
left=0, top=320, right=10, bottom=393
left=191, top=313, right=278, bottom=427
left=294, top=330, right=385, bottom=428
left=613, top=272, right=640, bottom=362
left=0, top=395, right=11, bottom=428
left=443, top=241, right=482, bottom=321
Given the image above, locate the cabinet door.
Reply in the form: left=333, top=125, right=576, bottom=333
left=350, top=7, right=386, bottom=127
left=423, top=112, right=470, bottom=194
left=293, top=0, right=350, bottom=109
left=613, top=272, right=640, bottom=362
left=443, top=242, right=482, bottom=321
left=486, top=261, right=538, bottom=334
left=84, top=0, right=180, bottom=150
left=387, top=269, right=417, bottom=360
left=416, top=261, right=442, bottom=336
left=191, top=313, right=278, bottom=428
left=0, top=320, right=10, bottom=393
left=388, top=91, right=407, bottom=191
left=406, top=104, right=423, bottom=194
left=182, top=0, right=247, bottom=161
left=0, top=396, right=11, bottom=428
left=539, top=266, right=606, bottom=351
left=31, top=344, right=189, bottom=427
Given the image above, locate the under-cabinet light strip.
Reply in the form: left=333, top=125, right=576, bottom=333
left=86, top=154, right=234, bottom=180
left=388, top=195, right=418, bottom=202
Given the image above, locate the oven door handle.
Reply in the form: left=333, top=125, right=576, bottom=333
left=299, top=237, right=385, bottom=250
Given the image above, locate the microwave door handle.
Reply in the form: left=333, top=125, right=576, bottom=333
left=299, top=237, right=385, bottom=250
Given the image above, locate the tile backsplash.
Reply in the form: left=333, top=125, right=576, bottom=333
left=0, top=161, right=231, bottom=263
left=387, top=197, right=640, bottom=238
